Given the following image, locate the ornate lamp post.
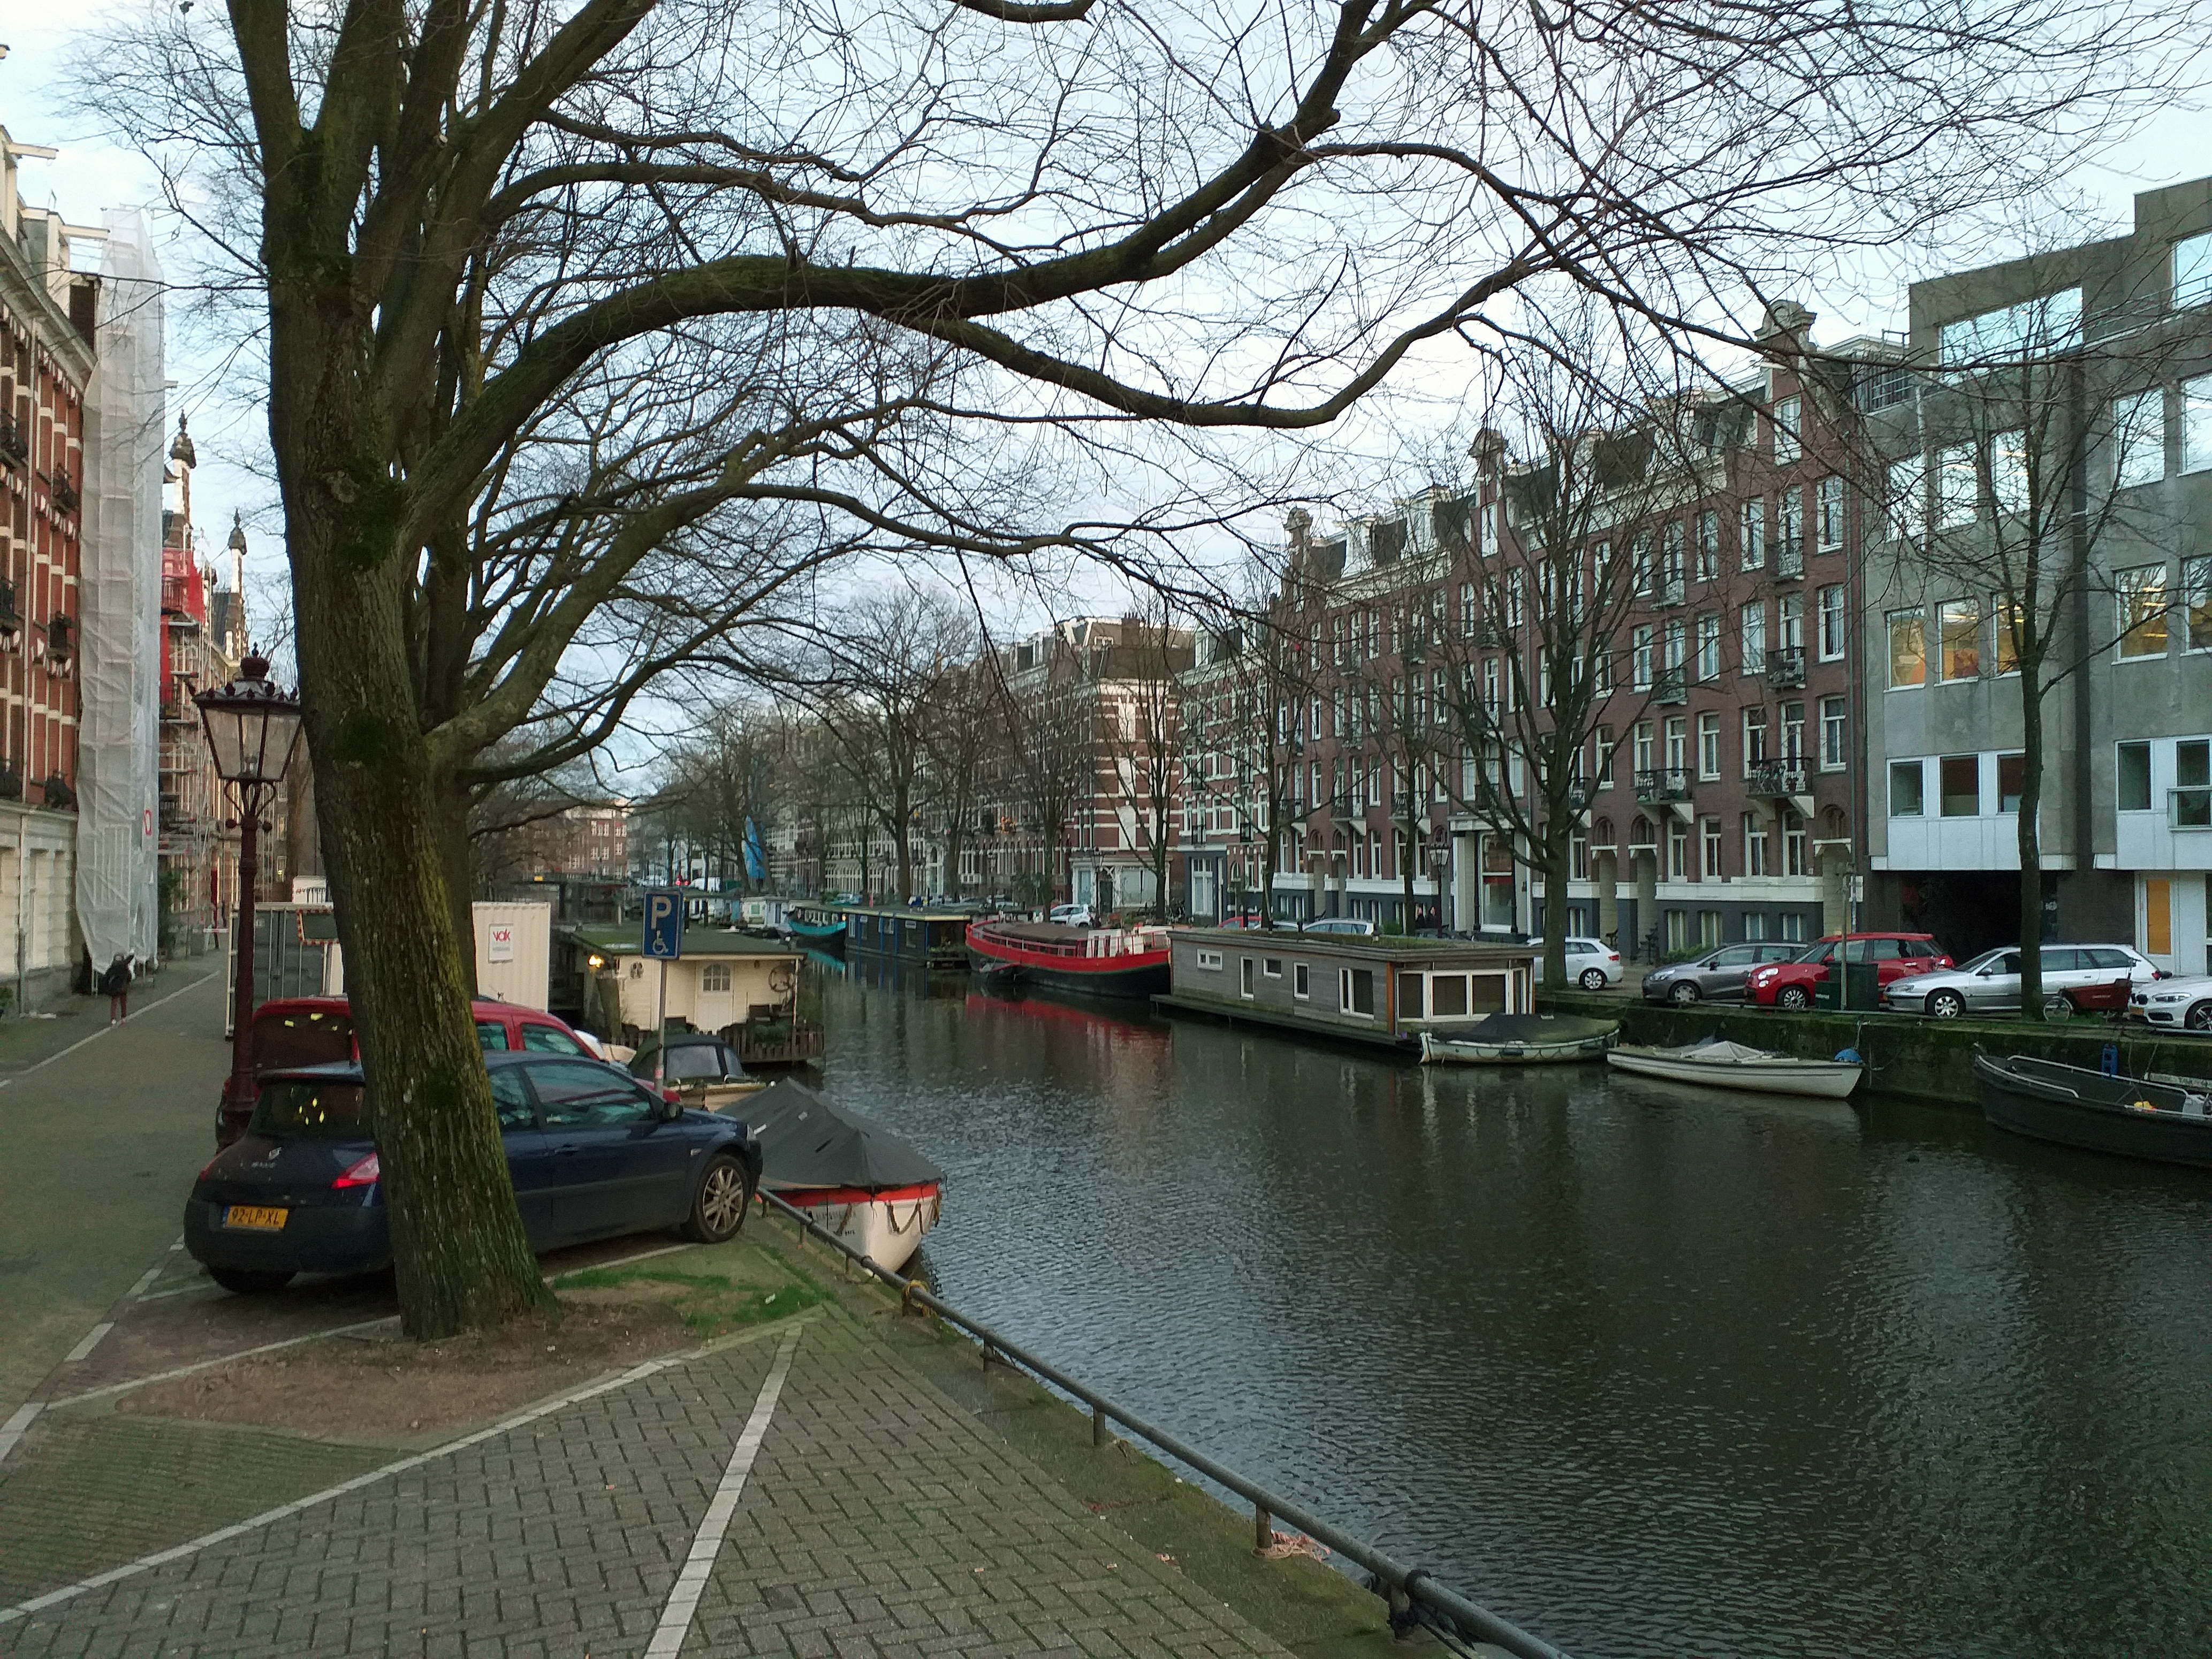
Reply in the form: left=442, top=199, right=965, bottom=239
left=196, top=652, right=304, bottom=1138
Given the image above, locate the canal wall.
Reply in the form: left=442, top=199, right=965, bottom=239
left=1536, top=991, right=2212, bottom=1109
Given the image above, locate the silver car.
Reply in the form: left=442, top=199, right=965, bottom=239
left=1641, top=942, right=1805, bottom=1004
left=1884, top=943, right=2157, bottom=1019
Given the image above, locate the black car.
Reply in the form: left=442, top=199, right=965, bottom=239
left=185, top=1052, right=764, bottom=1294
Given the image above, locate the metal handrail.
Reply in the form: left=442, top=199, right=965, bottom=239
left=754, top=1186, right=1569, bottom=1659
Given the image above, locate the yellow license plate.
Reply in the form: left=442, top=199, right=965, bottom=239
left=223, top=1205, right=288, bottom=1231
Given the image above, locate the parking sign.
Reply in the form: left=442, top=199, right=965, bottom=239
left=643, top=890, right=685, bottom=959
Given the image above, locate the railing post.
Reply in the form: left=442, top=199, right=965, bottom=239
left=1254, top=1502, right=1272, bottom=1552
left=1092, top=1404, right=1106, bottom=1447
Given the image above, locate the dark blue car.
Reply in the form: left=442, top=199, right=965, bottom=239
left=185, top=1051, right=764, bottom=1294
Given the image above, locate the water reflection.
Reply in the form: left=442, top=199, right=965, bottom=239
left=815, top=973, right=2212, bottom=1658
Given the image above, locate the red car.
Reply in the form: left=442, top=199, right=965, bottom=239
left=218, top=995, right=603, bottom=1144
left=1745, top=933, right=1952, bottom=1011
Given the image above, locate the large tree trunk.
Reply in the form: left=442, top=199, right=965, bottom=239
left=2017, top=669, right=2047, bottom=1021
left=431, top=768, right=480, bottom=1000
left=1541, top=813, right=1571, bottom=988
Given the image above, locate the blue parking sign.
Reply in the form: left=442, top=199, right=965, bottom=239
left=643, top=890, right=685, bottom=959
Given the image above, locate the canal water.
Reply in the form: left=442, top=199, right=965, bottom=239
left=810, top=965, right=2212, bottom=1658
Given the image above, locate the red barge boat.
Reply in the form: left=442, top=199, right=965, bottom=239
left=965, top=919, right=1172, bottom=1000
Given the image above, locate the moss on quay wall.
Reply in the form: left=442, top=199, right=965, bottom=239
left=1538, top=991, right=2212, bottom=1109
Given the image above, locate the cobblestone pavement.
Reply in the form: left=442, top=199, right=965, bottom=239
left=4, top=1304, right=1297, bottom=1657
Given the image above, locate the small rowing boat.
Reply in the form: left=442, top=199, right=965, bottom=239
left=1419, top=1013, right=1618, bottom=1066
left=742, top=1078, right=945, bottom=1271
left=1605, top=1037, right=1863, bottom=1100
left=1974, top=1052, right=2212, bottom=1168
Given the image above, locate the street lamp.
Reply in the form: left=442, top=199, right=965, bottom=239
left=196, top=651, right=304, bottom=1139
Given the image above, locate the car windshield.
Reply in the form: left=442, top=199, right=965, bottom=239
left=250, top=1077, right=371, bottom=1139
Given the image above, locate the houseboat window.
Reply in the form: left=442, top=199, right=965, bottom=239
left=1431, top=974, right=1468, bottom=1017
left=1340, top=968, right=1375, bottom=1017
left=1472, top=973, right=1507, bottom=1013
left=701, top=962, right=733, bottom=992
left=1294, top=963, right=1310, bottom=999
left=1264, top=958, right=1283, bottom=978
left=1398, top=973, right=1424, bottom=1019
left=1196, top=949, right=1223, bottom=970
left=1241, top=958, right=1256, bottom=998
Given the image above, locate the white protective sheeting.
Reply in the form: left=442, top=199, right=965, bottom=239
left=75, top=213, right=165, bottom=967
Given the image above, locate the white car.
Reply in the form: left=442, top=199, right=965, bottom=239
left=1048, top=903, right=1097, bottom=928
left=1300, top=917, right=1378, bottom=937
left=1531, top=937, right=1624, bottom=992
left=2131, top=973, right=2212, bottom=1033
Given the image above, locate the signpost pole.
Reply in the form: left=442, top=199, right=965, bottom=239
left=655, top=957, right=668, bottom=1085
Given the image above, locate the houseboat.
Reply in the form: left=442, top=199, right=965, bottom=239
left=1156, top=928, right=1536, bottom=1055
left=966, top=919, right=1172, bottom=1000
left=785, top=903, right=848, bottom=953
left=841, top=904, right=975, bottom=971
left=569, top=925, right=825, bottom=1067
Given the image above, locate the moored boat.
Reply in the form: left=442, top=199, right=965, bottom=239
left=1420, top=1013, right=1618, bottom=1066
left=1973, top=1052, right=2212, bottom=1168
left=966, top=919, right=1171, bottom=1000
left=743, top=1078, right=945, bottom=1271
left=786, top=905, right=848, bottom=953
left=1606, top=1037, right=1863, bottom=1099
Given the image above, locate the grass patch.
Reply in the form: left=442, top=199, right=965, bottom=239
left=552, top=1258, right=820, bottom=1339
left=554, top=1266, right=733, bottom=1292
left=679, top=1282, right=821, bottom=1337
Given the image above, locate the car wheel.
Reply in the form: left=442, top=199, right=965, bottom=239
left=2186, top=1002, right=2212, bottom=1033
left=209, top=1267, right=294, bottom=1295
left=1668, top=981, right=1700, bottom=1004
left=684, top=1153, right=755, bottom=1244
left=1777, top=985, right=1811, bottom=1011
left=1928, top=990, right=1965, bottom=1019
left=1579, top=968, right=1608, bottom=992
left=2042, top=993, right=2073, bottom=1020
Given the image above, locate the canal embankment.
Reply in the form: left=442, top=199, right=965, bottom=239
left=1539, top=988, right=2212, bottom=1107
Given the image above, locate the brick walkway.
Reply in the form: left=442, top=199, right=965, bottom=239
left=3, top=1304, right=1298, bottom=1657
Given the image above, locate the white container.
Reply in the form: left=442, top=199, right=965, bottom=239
left=474, top=901, right=553, bottom=1009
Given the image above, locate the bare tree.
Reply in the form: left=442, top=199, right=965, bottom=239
left=80, top=0, right=2175, bottom=1333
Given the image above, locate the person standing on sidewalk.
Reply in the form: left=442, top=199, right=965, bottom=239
left=101, top=954, right=134, bottom=1025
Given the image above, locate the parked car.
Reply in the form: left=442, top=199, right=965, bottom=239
left=1641, top=942, right=1805, bottom=1004
left=1300, top=917, right=1379, bottom=937
left=2130, top=973, right=2212, bottom=1032
left=185, top=1053, right=764, bottom=1294
left=218, top=995, right=606, bottom=1145
left=1746, top=933, right=1951, bottom=1009
left=1531, top=937, right=1624, bottom=992
left=1884, top=943, right=2158, bottom=1019
left=1048, top=903, right=1097, bottom=928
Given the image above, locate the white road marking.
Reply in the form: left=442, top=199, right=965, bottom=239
left=643, top=1325, right=802, bottom=1658
left=126, top=1262, right=167, bottom=1299
left=0, top=972, right=219, bottom=1090
left=0, top=1404, right=42, bottom=1465
left=62, top=1324, right=115, bottom=1364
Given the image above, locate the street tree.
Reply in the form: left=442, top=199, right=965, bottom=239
left=82, top=0, right=2172, bottom=1333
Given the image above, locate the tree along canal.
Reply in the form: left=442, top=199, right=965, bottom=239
left=810, top=967, right=2211, bottom=1658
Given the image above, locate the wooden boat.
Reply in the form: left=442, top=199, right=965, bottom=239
left=785, top=905, right=847, bottom=953
left=1973, top=1052, right=2212, bottom=1168
left=1605, top=1037, right=1863, bottom=1099
left=1420, top=1013, right=1617, bottom=1066
left=966, top=919, right=1171, bottom=1000
left=742, top=1078, right=946, bottom=1272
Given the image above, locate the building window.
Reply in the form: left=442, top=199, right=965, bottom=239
left=2184, top=556, right=2211, bottom=652
left=1890, top=759, right=1925, bottom=817
left=1743, top=815, right=1770, bottom=877
left=1989, top=429, right=2031, bottom=516
left=1939, top=754, right=1981, bottom=817
left=2174, top=231, right=2212, bottom=307
left=1740, top=602, right=1766, bottom=674
left=1747, top=911, right=1773, bottom=941
left=1784, top=812, right=1808, bottom=876
left=1701, top=817, right=1724, bottom=879
left=1699, top=910, right=1722, bottom=947
left=1939, top=598, right=1981, bottom=681
left=1739, top=498, right=1765, bottom=570
left=701, top=962, right=733, bottom=992
left=1777, top=486, right=1803, bottom=562
left=1996, top=751, right=2026, bottom=813
left=1888, top=608, right=1927, bottom=688
left=1631, top=627, right=1654, bottom=690
left=1743, top=707, right=1768, bottom=773
left=1780, top=701, right=1805, bottom=762
left=1772, top=394, right=1800, bottom=465
left=1697, top=511, right=1720, bottom=581
left=2111, top=390, right=2165, bottom=487
left=1633, top=722, right=1655, bottom=774
left=1818, top=585, right=1845, bottom=660
left=2185, top=374, right=2212, bottom=473
left=1938, top=289, right=2082, bottom=363
left=1777, top=592, right=1803, bottom=651
left=1697, top=613, right=1721, bottom=682
left=1668, top=821, right=1690, bottom=881
left=1698, top=712, right=1722, bottom=780
left=2177, top=741, right=2211, bottom=828
left=1597, top=726, right=1617, bottom=789
left=1935, top=442, right=1977, bottom=528
left=1816, top=477, right=1844, bottom=550
left=2116, top=564, right=2170, bottom=659
left=1887, top=455, right=1926, bottom=543
left=2116, top=742, right=2152, bottom=812
left=1820, top=697, right=1848, bottom=771
left=1664, top=717, right=1689, bottom=773
left=1664, top=619, right=1687, bottom=674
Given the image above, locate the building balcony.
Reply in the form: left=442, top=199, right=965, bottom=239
left=1774, top=545, right=1804, bottom=582
left=1749, top=760, right=1811, bottom=798
left=1654, top=575, right=1687, bottom=608
left=49, top=473, right=80, bottom=517
left=1565, top=780, right=1592, bottom=813
left=1634, top=767, right=1692, bottom=804
left=1651, top=668, right=1688, bottom=705
left=1764, top=646, right=1806, bottom=688
left=1474, top=620, right=1510, bottom=648
left=0, top=579, right=18, bottom=652
left=0, top=414, right=26, bottom=469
